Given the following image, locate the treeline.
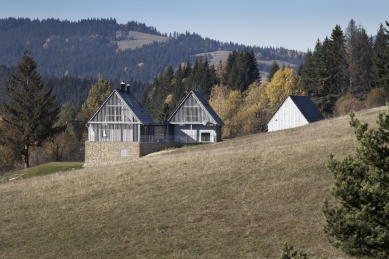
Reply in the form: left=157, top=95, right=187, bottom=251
left=299, top=19, right=389, bottom=116
left=0, top=17, right=304, bottom=83
left=142, top=48, right=260, bottom=121
left=0, top=64, right=151, bottom=107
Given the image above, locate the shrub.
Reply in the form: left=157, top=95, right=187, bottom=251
left=365, top=87, right=389, bottom=108
left=334, top=94, right=363, bottom=116
left=0, top=145, right=16, bottom=175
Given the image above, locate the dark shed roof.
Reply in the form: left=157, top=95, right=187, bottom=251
left=288, top=95, right=324, bottom=122
left=115, top=89, right=155, bottom=124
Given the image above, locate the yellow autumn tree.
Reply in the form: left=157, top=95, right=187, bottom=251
left=208, top=84, right=230, bottom=119
left=222, top=90, right=243, bottom=138
left=81, top=77, right=111, bottom=119
left=239, top=82, right=271, bottom=133
left=266, top=67, right=304, bottom=110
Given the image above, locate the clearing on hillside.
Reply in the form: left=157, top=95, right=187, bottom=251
left=113, top=31, right=169, bottom=50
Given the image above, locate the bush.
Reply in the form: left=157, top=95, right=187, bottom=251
left=334, top=94, right=363, bottom=116
left=365, top=87, right=389, bottom=108
left=0, top=145, right=16, bottom=175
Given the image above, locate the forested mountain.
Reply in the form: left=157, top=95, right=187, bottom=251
left=0, top=17, right=304, bottom=83
left=0, top=64, right=151, bottom=107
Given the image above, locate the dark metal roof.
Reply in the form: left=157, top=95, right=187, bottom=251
left=288, top=95, right=324, bottom=122
left=87, top=88, right=155, bottom=125
left=115, top=89, right=155, bottom=125
left=167, top=90, right=224, bottom=125
left=267, top=95, right=324, bottom=125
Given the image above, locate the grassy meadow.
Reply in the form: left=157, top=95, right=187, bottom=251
left=1, top=107, right=385, bottom=258
left=114, top=31, right=169, bottom=50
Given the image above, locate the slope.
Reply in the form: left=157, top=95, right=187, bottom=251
left=2, top=107, right=383, bottom=258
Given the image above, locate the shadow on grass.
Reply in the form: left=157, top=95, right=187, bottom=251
left=0, top=162, right=84, bottom=183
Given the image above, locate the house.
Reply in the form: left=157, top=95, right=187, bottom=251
left=84, top=86, right=223, bottom=166
left=86, top=82, right=156, bottom=142
left=166, top=90, right=223, bottom=143
left=267, top=95, right=324, bottom=132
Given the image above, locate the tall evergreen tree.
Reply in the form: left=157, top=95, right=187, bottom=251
left=371, top=22, right=389, bottom=91
left=0, top=50, right=65, bottom=168
left=323, top=107, right=389, bottom=258
left=224, top=48, right=260, bottom=92
left=267, top=61, right=280, bottom=82
left=326, top=25, right=349, bottom=97
left=345, top=20, right=373, bottom=97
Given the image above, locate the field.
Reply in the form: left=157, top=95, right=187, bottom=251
left=113, top=31, right=169, bottom=50
left=1, top=107, right=385, bottom=258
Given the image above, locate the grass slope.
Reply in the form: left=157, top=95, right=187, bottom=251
left=1, top=107, right=384, bottom=258
left=0, top=162, right=83, bottom=183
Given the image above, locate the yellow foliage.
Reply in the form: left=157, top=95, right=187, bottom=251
left=239, top=82, right=271, bottom=133
left=209, top=72, right=304, bottom=139
left=81, top=77, right=111, bottom=119
left=266, top=67, right=304, bottom=109
left=221, top=90, right=243, bottom=138
left=208, top=84, right=230, bottom=119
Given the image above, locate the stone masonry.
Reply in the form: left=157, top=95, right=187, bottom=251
left=84, top=141, right=184, bottom=167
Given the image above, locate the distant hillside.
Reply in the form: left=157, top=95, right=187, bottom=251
left=2, top=104, right=384, bottom=258
left=0, top=18, right=305, bottom=83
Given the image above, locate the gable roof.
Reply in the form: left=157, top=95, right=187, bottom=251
left=88, top=88, right=155, bottom=125
left=167, top=90, right=224, bottom=125
left=268, top=95, right=324, bottom=124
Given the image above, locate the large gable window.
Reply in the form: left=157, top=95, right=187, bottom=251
left=184, top=105, right=203, bottom=122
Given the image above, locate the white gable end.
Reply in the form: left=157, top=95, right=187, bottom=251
left=268, top=96, right=309, bottom=132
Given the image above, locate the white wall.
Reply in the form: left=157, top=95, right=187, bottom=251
left=268, top=97, right=309, bottom=132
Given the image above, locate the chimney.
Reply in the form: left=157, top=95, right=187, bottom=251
left=126, top=83, right=130, bottom=95
left=120, top=82, right=125, bottom=92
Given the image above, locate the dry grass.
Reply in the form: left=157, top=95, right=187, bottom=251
left=114, top=31, right=169, bottom=50
left=0, top=107, right=385, bottom=258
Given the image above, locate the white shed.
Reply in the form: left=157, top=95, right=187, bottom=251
left=267, top=95, right=324, bottom=132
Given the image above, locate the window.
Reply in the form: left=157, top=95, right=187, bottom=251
left=184, top=106, right=202, bottom=122
left=201, top=133, right=211, bottom=142
left=120, top=149, right=128, bottom=157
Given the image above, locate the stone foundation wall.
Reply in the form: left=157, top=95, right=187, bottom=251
left=139, top=142, right=184, bottom=157
left=84, top=141, right=184, bottom=167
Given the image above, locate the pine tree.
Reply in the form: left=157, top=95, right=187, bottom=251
left=267, top=61, right=280, bottom=82
left=344, top=20, right=373, bottom=97
left=323, top=106, right=389, bottom=258
left=371, top=22, right=389, bottom=91
left=0, top=50, right=65, bottom=168
left=326, top=25, right=349, bottom=97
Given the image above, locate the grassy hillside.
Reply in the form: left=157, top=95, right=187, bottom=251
left=1, top=107, right=385, bottom=258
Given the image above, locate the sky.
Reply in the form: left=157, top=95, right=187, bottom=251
left=1, top=0, right=388, bottom=52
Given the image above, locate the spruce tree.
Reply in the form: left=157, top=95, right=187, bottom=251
left=326, top=25, right=349, bottom=97
left=267, top=61, right=280, bottom=82
left=371, top=22, right=389, bottom=91
left=0, top=50, right=65, bottom=168
left=323, top=106, right=389, bottom=258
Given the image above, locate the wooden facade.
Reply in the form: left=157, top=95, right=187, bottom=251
left=86, top=84, right=155, bottom=142
left=267, top=95, right=324, bottom=132
left=166, top=90, right=223, bottom=143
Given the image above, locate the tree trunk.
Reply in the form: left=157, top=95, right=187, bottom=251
left=23, top=145, right=29, bottom=168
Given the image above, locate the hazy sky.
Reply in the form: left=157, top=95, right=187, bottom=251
left=1, top=0, right=388, bottom=52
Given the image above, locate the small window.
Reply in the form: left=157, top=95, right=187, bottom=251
left=201, top=133, right=211, bottom=142
left=121, top=149, right=128, bottom=157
